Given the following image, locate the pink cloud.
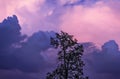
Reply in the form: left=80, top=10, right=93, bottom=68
left=0, top=0, right=120, bottom=46
left=0, top=0, right=45, bottom=35
left=60, top=1, right=120, bottom=46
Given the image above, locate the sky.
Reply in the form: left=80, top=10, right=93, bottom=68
left=0, top=0, right=120, bottom=79
left=0, top=0, right=120, bottom=46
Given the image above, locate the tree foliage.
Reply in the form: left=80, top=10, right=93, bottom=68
left=46, top=31, right=88, bottom=79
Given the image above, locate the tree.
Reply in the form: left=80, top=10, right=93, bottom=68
left=46, top=31, right=88, bottom=79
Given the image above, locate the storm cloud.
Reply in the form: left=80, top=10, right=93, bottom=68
left=0, top=0, right=120, bottom=79
left=84, top=40, right=120, bottom=79
left=1, top=0, right=120, bottom=46
left=0, top=15, right=120, bottom=79
left=0, top=15, right=55, bottom=77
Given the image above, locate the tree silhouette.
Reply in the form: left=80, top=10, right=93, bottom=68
left=46, top=31, right=88, bottom=79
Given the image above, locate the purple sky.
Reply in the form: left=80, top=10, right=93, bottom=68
left=0, top=0, right=120, bottom=46
left=0, top=0, right=120, bottom=79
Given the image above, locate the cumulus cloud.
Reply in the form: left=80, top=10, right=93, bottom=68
left=0, top=15, right=25, bottom=70
left=84, top=40, right=120, bottom=79
left=60, top=0, right=120, bottom=46
left=0, top=0, right=46, bottom=35
left=0, top=15, right=120, bottom=79
left=1, top=0, right=120, bottom=79
left=0, top=15, right=56, bottom=76
left=1, top=0, right=120, bottom=46
left=0, top=0, right=64, bottom=35
left=0, top=0, right=43, bottom=21
left=16, top=0, right=65, bottom=35
left=0, top=15, right=26, bottom=54
left=1, top=0, right=103, bottom=35
left=14, top=31, right=55, bottom=72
